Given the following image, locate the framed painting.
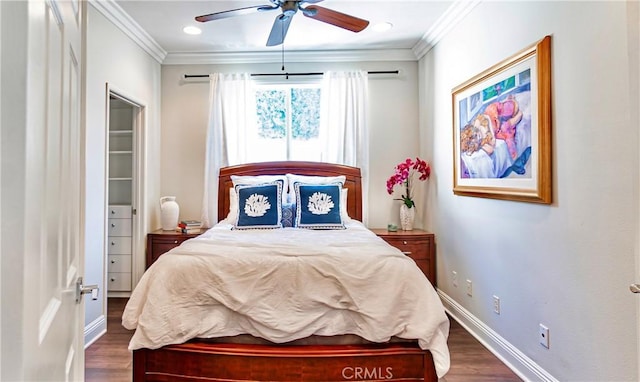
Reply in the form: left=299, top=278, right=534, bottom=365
left=452, top=35, right=552, bottom=204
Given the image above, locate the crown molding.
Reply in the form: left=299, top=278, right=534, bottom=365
left=89, top=0, right=477, bottom=66
left=412, top=0, right=481, bottom=59
left=89, top=0, right=167, bottom=64
left=163, top=49, right=418, bottom=65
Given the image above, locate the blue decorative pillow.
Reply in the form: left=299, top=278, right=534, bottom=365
left=281, top=203, right=296, bottom=228
left=234, top=182, right=283, bottom=230
left=294, top=183, right=344, bottom=229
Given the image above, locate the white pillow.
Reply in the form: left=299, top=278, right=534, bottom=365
left=231, top=175, right=288, bottom=203
left=287, top=174, right=345, bottom=201
left=225, top=187, right=238, bottom=223
left=286, top=174, right=349, bottom=221
left=286, top=174, right=346, bottom=190
left=341, top=188, right=351, bottom=222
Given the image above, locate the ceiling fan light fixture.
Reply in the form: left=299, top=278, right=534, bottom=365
left=300, top=6, right=318, bottom=17
left=372, top=22, right=393, bottom=32
left=183, top=26, right=202, bottom=35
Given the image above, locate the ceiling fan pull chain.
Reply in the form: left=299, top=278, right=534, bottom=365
left=281, top=21, right=286, bottom=75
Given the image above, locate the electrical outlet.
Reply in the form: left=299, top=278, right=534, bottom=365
left=466, top=279, right=473, bottom=297
left=539, top=324, right=550, bottom=348
left=452, top=271, right=458, bottom=287
left=493, top=295, right=500, bottom=314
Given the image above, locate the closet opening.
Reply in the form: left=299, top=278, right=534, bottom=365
left=105, top=89, right=145, bottom=298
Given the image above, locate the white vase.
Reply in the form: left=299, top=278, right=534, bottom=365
left=160, top=196, right=179, bottom=231
left=400, top=204, right=415, bottom=231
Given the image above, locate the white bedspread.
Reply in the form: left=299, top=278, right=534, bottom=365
left=122, top=221, right=450, bottom=377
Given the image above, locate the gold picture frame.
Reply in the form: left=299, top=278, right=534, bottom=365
left=452, top=35, right=552, bottom=204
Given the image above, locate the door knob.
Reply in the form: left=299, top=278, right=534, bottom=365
left=75, top=277, right=99, bottom=302
left=630, top=284, right=640, bottom=293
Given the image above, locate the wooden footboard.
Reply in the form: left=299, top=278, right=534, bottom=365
left=133, top=341, right=437, bottom=382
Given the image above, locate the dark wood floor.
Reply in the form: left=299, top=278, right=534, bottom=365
left=85, top=298, right=521, bottom=382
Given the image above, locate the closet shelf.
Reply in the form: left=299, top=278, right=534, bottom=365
left=109, top=177, right=133, bottom=181
left=109, top=130, right=133, bottom=135
left=109, top=150, right=133, bottom=154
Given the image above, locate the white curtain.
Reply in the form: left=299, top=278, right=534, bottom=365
left=201, top=73, right=255, bottom=228
left=320, top=70, right=370, bottom=224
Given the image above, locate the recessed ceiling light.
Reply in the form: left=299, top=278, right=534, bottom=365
left=372, top=22, right=393, bottom=32
left=183, top=26, right=202, bottom=35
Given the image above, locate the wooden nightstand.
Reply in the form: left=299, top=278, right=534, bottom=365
left=371, top=229, right=436, bottom=287
left=146, top=229, right=206, bottom=269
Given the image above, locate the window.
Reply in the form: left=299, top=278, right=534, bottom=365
left=252, top=83, right=322, bottom=162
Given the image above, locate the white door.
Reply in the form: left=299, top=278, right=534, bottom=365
left=0, top=0, right=86, bottom=380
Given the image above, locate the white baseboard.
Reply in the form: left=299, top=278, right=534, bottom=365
left=84, top=314, right=106, bottom=349
left=437, top=289, right=558, bottom=382
left=107, top=291, right=131, bottom=298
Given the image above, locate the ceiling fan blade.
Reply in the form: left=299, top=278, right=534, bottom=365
left=303, top=5, right=369, bottom=32
left=195, top=4, right=277, bottom=23
left=266, top=14, right=293, bottom=47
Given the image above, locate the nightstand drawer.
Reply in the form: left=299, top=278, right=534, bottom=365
left=412, top=259, right=432, bottom=281
left=151, top=242, right=183, bottom=258
left=382, top=237, right=429, bottom=259
left=370, top=229, right=436, bottom=287
left=146, top=229, right=205, bottom=269
left=107, top=236, right=131, bottom=255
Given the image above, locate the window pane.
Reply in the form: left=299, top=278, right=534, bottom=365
left=256, top=89, right=286, bottom=139
left=290, top=87, right=322, bottom=161
left=291, top=88, right=320, bottom=140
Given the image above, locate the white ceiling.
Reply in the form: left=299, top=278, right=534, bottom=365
left=113, top=0, right=459, bottom=58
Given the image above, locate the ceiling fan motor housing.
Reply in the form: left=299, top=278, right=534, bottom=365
left=281, top=1, right=298, bottom=17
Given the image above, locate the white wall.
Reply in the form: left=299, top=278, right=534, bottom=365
left=160, top=61, right=422, bottom=229
left=84, top=4, right=161, bottom=345
left=421, top=1, right=639, bottom=380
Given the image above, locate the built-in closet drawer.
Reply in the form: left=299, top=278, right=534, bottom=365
left=108, top=205, right=132, bottom=219
left=109, top=218, right=132, bottom=237
left=108, top=236, right=131, bottom=255
left=108, top=255, right=132, bottom=273
left=108, top=272, right=132, bottom=291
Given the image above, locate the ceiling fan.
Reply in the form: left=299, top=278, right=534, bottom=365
left=195, top=0, right=370, bottom=47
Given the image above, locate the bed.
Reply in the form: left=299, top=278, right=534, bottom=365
left=125, top=161, right=450, bottom=381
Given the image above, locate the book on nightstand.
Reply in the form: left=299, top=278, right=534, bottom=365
left=177, top=220, right=202, bottom=233
left=176, top=227, right=202, bottom=234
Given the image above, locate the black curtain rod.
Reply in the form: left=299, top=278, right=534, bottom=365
left=184, top=70, right=399, bottom=79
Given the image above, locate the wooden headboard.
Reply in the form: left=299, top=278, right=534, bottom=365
left=218, top=161, right=363, bottom=222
